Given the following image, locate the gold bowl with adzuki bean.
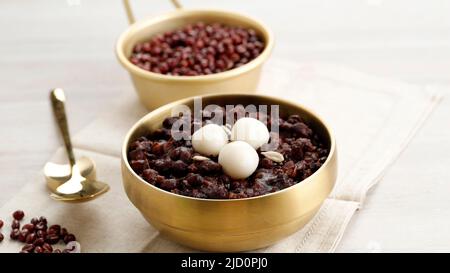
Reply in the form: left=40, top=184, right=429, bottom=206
left=121, top=94, right=337, bottom=252
left=116, top=7, right=274, bottom=109
left=129, top=22, right=264, bottom=76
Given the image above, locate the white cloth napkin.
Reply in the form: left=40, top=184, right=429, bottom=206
left=0, top=60, right=441, bottom=253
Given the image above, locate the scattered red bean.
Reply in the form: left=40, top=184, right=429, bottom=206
left=129, top=21, right=265, bottom=76
left=42, top=243, right=53, bottom=253
left=18, top=229, right=29, bottom=242
left=64, top=234, right=76, bottom=244
left=22, top=244, right=34, bottom=252
left=49, top=225, right=61, bottom=234
left=35, top=222, right=46, bottom=230
left=34, top=246, right=43, bottom=253
left=1, top=211, right=79, bottom=253
left=60, top=227, right=68, bottom=239
left=10, top=229, right=20, bottom=240
left=11, top=219, right=20, bottom=229
left=25, top=233, right=36, bottom=244
left=38, top=216, right=47, bottom=225
left=46, top=234, right=60, bottom=245
left=22, top=223, right=35, bottom=233
left=13, top=210, right=25, bottom=221
left=34, top=237, right=45, bottom=246
left=36, top=230, right=46, bottom=238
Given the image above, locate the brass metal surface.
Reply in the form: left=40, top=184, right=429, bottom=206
left=45, top=156, right=96, bottom=192
left=121, top=93, right=338, bottom=252
left=49, top=180, right=110, bottom=203
left=116, top=1, right=274, bottom=110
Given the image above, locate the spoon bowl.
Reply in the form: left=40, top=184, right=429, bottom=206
left=50, top=180, right=110, bottom=203
left=45, top=156, right=96, bottom=191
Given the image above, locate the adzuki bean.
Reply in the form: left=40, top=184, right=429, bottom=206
left=49, top=225, right=61, bottom=234
left=34, top=246, right=43, bottom=253
left=11, top=219, right=20, bottom=229
left=34, top=237, right=45, bottom=246
left=10, top=229, right=20, bottom=240
left=18, top=229, right=29, bottom=242
left=13, top=210, right=24, bottom=221
left=129, top=22, right=265, bottom=76
left=1, top=211, right=80, bottom=253
left=60, top=228, right=68, bottom=239
left=36, top=230, right=46, bottom=238
left=22, top=224, right=35, bottom=233
left=63, top=234, right=76, bottom=244
left=35, top=222, right=46, bottom=230
left=42, top=243, right=53, bottom=253
left=46, top=234, right=60, bottom=245
left=38, top=216, right=47, bottom=225
left=128, top=110, right=329, bottom=199
left=22, top=244, right=35, bottom=252
left=25, top=233, right=36, bottom=244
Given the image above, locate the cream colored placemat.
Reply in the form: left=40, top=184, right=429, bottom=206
left=0, top=60, right=441, bottom=252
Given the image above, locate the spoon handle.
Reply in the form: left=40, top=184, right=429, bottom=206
left=50, top=88, right=76, bottom=167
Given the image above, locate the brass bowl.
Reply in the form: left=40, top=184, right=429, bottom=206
left=121, top=93, right=337, bottom=252
left=116, top=0, right=274, bottom=110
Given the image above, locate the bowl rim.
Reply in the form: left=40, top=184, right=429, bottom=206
left=122, top=93, right=337, bottom=203
left=115, top=8, right=274, bottom=82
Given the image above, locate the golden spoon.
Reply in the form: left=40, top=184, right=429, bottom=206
left=49, top=88, right=109, bottom=202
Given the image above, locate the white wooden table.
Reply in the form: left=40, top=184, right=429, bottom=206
left=1, top=0, right=449, bottom=252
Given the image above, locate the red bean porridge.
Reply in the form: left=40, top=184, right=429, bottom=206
left=128, top=106, right=329, bottom=199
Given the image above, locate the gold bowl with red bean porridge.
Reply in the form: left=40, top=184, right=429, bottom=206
left=121, top=94, right=338, bottom=252
left=116, top=1, right=274, bottom=109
